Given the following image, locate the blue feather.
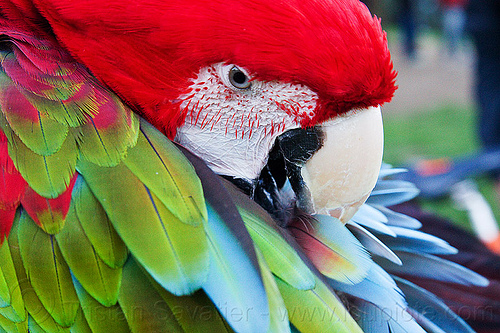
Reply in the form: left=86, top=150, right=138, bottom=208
left=351, top=205, right=396, bottom=237
left=366, top=180, right=420, bottom=207
left=378, top=251, right=489, bottom=287
left=329, top=263, right=406, bottom=311
left=202, top=204, right=269, bottom=333
left=371, top=205, right=422, bottom=229
left=378, top=226, right=458, bottom=255
left=347, top=222, right=402, bottom=265
left=394, top=276, right=475, bottom=333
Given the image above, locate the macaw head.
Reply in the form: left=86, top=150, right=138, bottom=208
left=36, top=0, right=396, bottom=223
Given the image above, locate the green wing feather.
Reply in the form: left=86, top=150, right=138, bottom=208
left=118, top=257, right=183, bottom=333
left=255, top=249, right=291, bottom=333
left=6, top=131, right=77, bottom=199
left=123, top=119, right=207, bottom=226
left=75, top=95, right=139, bottom=168
left=0, top=238, right=24, bottom=317
left=17, top=211, right=79, bottom=328
left=0, top=243, right=11, bottom=307
left=56, top=203, right=122, bottom=307
left=77, top=160, right=209, bottom=296
left=72, top=176, right=128, bottom=269
left=70, top=309, right=93, bottom=333
left=0, top=70, right=69, bottom=156
left=0, top=314, right=27, bottom=333
left=2, top=216, right=26, bottom=325
left=73, top=279, right=130, bottom=333
left=7, top=217, right=67, bottom=333
left=276, top=277, right=363, bottom=333
left=147, top=277, right=233, bottom=333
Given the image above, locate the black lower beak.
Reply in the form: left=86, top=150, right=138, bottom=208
left=224, top=127, right=324, bottom=226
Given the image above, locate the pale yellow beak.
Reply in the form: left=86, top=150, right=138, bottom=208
left=301, top=106, right=384, bottom=223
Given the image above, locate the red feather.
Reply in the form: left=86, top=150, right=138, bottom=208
left=0, top=131, right=25, bottom=241
left=21, top=174, right=77, bottom=234
left=6, top=0, right=397, bottom=137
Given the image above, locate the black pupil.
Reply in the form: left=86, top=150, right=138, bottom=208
left=232, top=71, right=247, bottom=84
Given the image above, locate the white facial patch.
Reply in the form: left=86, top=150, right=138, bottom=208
left=175, top=63, right=318, bottom=180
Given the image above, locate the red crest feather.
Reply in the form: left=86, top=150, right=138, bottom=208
left=17, top=0, right=395, bottom=136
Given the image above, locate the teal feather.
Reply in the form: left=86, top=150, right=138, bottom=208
left=354, top=300, right=426, bottom=333
left=329, top=263, right=406, bottom=311
left=371, top=205, right=422, bottom=229
left=377, top=226, right=458, bottom=255
left=346, top=222, right=402, bottom=265
left=202, top=203, right=270, bottom=333
left=366, top=180, right=420, bottom=206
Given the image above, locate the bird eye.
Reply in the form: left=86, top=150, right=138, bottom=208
left=228, top=66, right=251, bottom=89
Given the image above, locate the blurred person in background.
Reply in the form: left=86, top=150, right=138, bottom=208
left=440, top=0, right=467, bottom=57
left=399, top=0, right=418, bottom=59
left=466, top=0, right=500, bottom=191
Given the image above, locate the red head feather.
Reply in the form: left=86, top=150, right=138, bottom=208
left=25, top=0, right=396, bottom=137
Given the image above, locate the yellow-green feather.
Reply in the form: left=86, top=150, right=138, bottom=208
left=147, top=274, right=233, bottom=333
left=0, top=313, right=27, bottom=333
left=276, top=277, right=363, bottom=333
left=0, top=239, right=24, bottom=318
left=56, top=204, right=122, bottom=307
left=77, top=160, right=209, bottom=296
left=75, top=96, right=139, bottom=168
left=7, top=132, right=77, bottom=198
left=123, top=119, right=207, bottom=226
left=118, top=258, right=183, bottom=333
left=17, top=211, right=79, bottom=327
left=73, top=279, right=130, bottom=333
left=7, top=217, right=67, bottom=333
left=1, top=216, right=27, bottom=324
left=0, top=245, right=11, bottom=308
left=28, top=316, right=69, bottom=333
left=256, top=249, right=291, bottom=333
left=73, top=176, right=128, bottom=269
left=70, top=309, right=93, bottom=333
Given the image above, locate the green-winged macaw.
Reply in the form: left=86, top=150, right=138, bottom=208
left=0, top=0, right=489, bottom=332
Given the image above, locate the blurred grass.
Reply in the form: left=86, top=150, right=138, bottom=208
left=382, top=104, right=500, bottom=231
